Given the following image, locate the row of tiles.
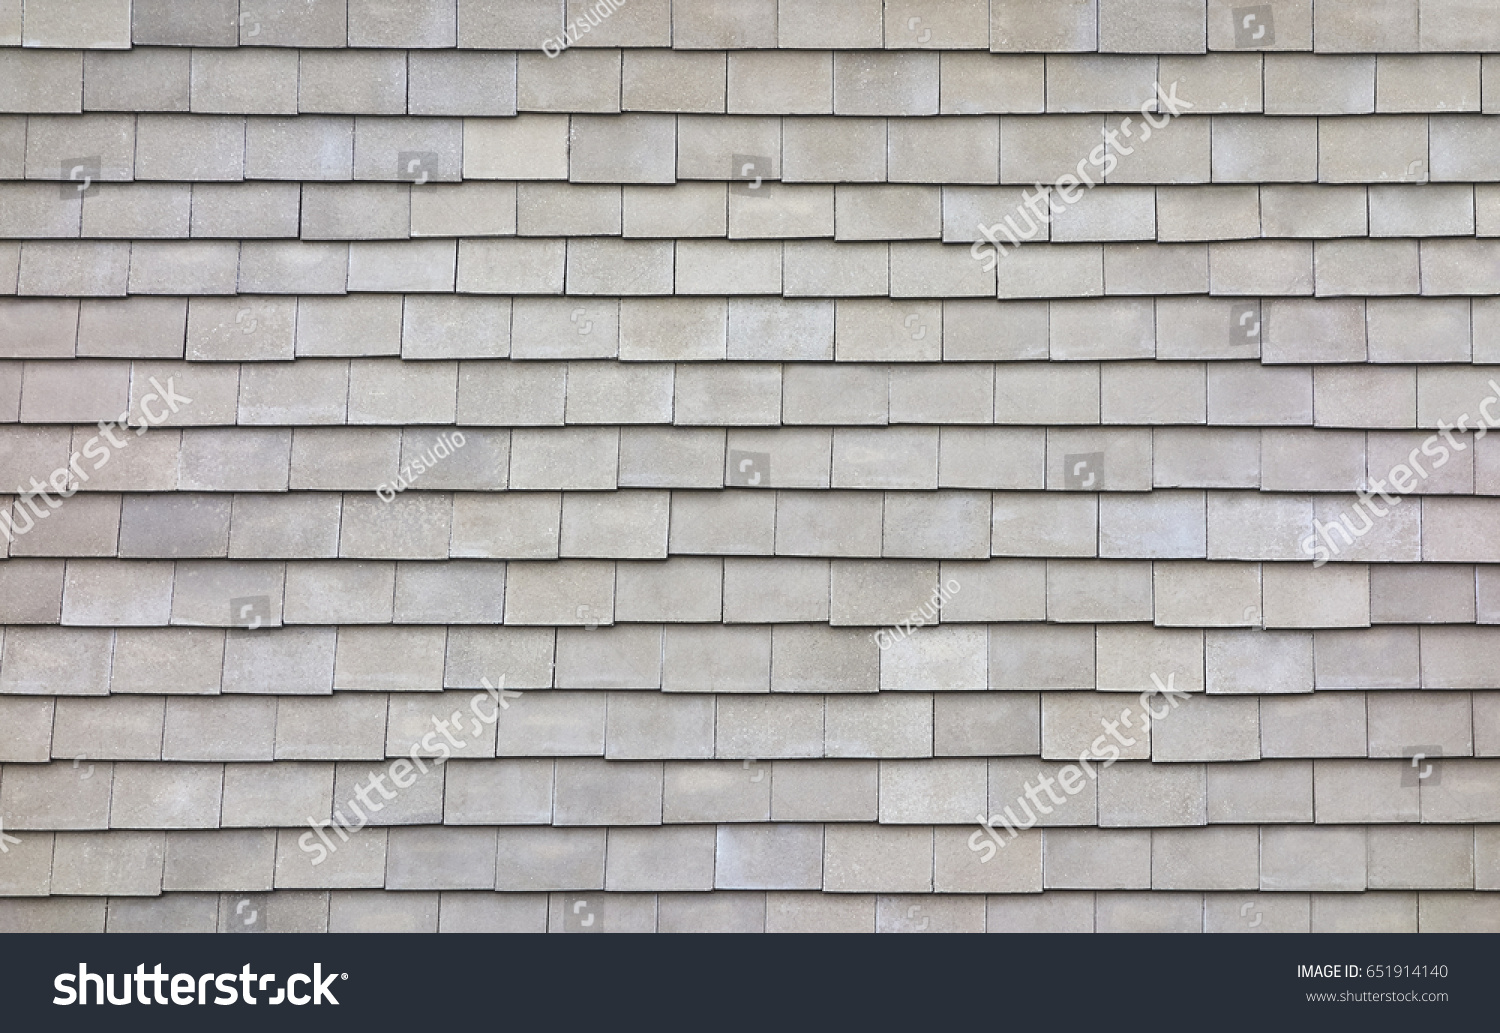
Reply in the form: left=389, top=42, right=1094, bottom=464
left=1, top=889, right=1493, bottom=935
left=11, top=237, right=1500, bottom=301
left=3, top=0, right=1497, bottom=55
left=14, top=296, right=1500, bottom=365
left=3, top=751, right=1498, bottom=829
left=1, top=488, right=1498, bottom=563
left=9, top=48, right=1500, bottom=118
left=11, top=425, right=1500, bottom=495
left=11, top=112, right=1500, bottom=186
left=7, top=359, right=1500, bottom=429
left=1, top=822, right=1497, bottom=897
left=15, top=181, right=1500, bottom=245
left=0, top=675, right=1493, bottom=758
left=7, top=550, right=1500, bottom=624
left=5, top=424, right=1500, bottom=492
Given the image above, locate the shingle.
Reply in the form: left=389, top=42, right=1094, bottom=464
left=1313, top=759, right=1419, bottom=823
left=554, top=759, right=662, bottom=826
left=880, top=626, right=988, bottom=691
left=46, top=703, right=156, bottom=783
left=1151, top=827, right=1259, bottom=890
left=62, top=559, right=174, bottom=626
left=242, top=115, right=353, bottom=182
left=1423, top=759, right=1500, bottom=822
left=623, top=182, right=728, bottom=237
left=462, top=114, right=570, bottom=181
left=771, top=625, right=879, bottom=694
left=131, top=0, right=236, bottom=45
left=1311, top=893, right=1416, bottom=933
left=606, top=693, right=714, bottom=759
left=292, top=29, right=397, bottom=96
left=410, top=182, right=517, bottom=238
left=1260, top=826, right=1366, bottom=892
left=673, top=493, right=778, bottom=556
left=0, top=50, right=81, bottom=112
left=346, top=357, right=457, bottom=423
left=825, top=693, right=932, bottom=757
left=504, top=559, right=614, bottom=626
left=456, top=362, right=566, bottom=427
left=726, top=51, right=830, bottom=116
left=0, top=760, right=112, bottom=829
left=676, top=364, right=783, bottom=426
left=274, top=694, right=388, bottom=762
left=1423, top=0, right=1500, bottom=50
left=410, top=51, right=518, bottom=117
left=163, top=696, right=276, bottom=763
left=386, top=828, right=497, bottom=891
left=1365, top=297, right=1470, bottom=365
left=282, top=560, right=396, bottom=624
left=191, top=183, right=299, bottom=238
left=18, top=241, right=131, bottom=297
left=164, top=830, right=276, bottom=893
left=1261, top=693, right=1366, bottom=758
left=447, top=623, right=561, bottom=689
left=619, top=428, right=723, bottom=489
left=51, top=831, right=166, bottom=896
left=241, top=0, right=350, bottom=47
left=1205, top=629, right=1313, bottom=694
left=1368, top=692, right=1470, bottom=758
left=672, top=0, right=776, bottom=48
left=1372, top=564, right=1476, bottom=624
left=187, top=296, right=295, bottom=361
left=0, top=299, right=75, bottom=360
left=1044, top=828, right=1151, bottom=889
left=444, top=759, right=553, bottom=825
left=990, top=0, right=1097, bottom=51
left=273, top=827, right=388, bottom=890
left=615, top=558, right=722, bottom=622
left=347, top=0, right=455, bottom=45
left=110, top=762, right=223, bottom=829
left=938, top=427, right=1045, bottom=489
left=518, top=48, right=621, bottom=114
left=824, top=825, right=933, bottom=893
left=21, top=0, right=129, bottom=46
left=569, top=114, right=676, bottom=185
left=1263, top=563, right=1369, bottom=629
left=1314, top=0, right=1419, bottom=51
left=0, top=696, right=54, bottom=762
left=623, top=50, right=725, bottom=114
left=190, top=49, right=299, bottom=115
left=492, top=692, right=606, bottom=757
left=1314, top=627, right=1419, bottom=690
left=450, top=493, right=560, bottom=559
